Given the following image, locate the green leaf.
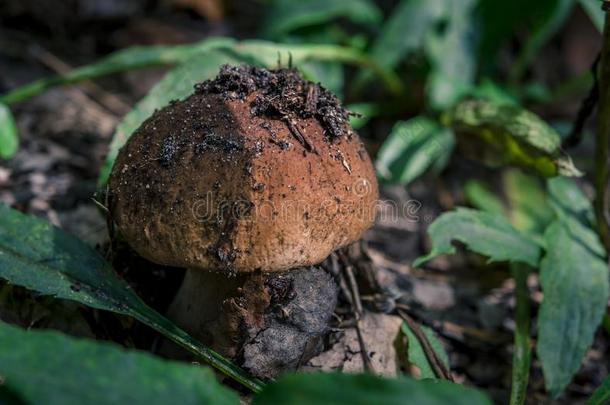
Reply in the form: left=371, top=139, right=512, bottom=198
left=0, top=321, right=238, bottom=405
left=347, top=102, right=381, bottom=129
left=0, top=103, right=18, bottom=159
left=466, top=78, right=519, bottom=105
left=509, top=0, right=575, bottom=82
left=464, top=180, right=506, bottom=215
left=588, top=374, right=610, bottom=405
left=503, top=169, right=554, bottom=235
left=262, top=0, right=382, bottom=37
left=448, top=99, right=582, bottom=177
left=478, top=0, right=576, bottom=67
left=547, top=176, right=595, bottom=223
left=367, top=0, right=446, bottom=71
left=547, top=177, right=605, bottom=257
left=537, top=222, right=609, bottom=398
left=253, top=372, right=492, bottom=405
left=299, top=60, right=344, bottom=98
left=579, top=0, right=604, bottom=31
left=414, top=208, right=541, bottom=267
left=0, top=204, right=263, bottom=393
left=400, top=322, right=450, bottom=379
left=0, top=38, right=236, bottom=105
left=98, top=50, right=240, bottom=186
left=375, top=117, right=455, bottom=185
left=1, top=37, right=399, bottom=107
left=425, top=0, right=479, bottom=109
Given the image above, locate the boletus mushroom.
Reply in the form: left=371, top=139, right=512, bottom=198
left=108, top=65, right=378, bottom=378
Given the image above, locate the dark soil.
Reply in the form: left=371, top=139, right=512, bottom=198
left=198, top=65, right=353, bottom=141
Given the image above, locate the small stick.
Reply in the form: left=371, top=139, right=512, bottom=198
left=340, top=259, right=375, bottom=373
left=396, top=307, right=453, bottom=381
left=29, top=44, right=131, bottom=116
left=305, top=84, right=319, bottom=115
left=283, top=116, right=316, bottom=153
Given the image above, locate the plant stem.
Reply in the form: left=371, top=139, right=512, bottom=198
left=509, top=264, right=531, bottom=405
left=596, top=11, right=610, bottom=250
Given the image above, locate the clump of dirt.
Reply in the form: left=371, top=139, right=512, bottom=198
left=240, top=266, right=339, bottom=379
left=196, top=65, right=353, bottom=140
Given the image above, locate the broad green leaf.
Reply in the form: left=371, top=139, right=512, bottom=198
left=253, top=372, right=492, bottom=405
left=98, top=50, right=240, bottom=186
left=0, top=321, right=238, bottom=405
left=0, top=204, right=263, bottom=393
left=478, top=0, right=576, bottom=69
left=588, top=374, right=610, bottom=405
left=400, top=322, right=450, bottom=379
left=414, top=208, right=541, bottom=267
left=537, top=222, right=609, bottom=398
left=464, top=172, right=551, bottom=245
left=579, top=0, right=604, bottom=31
left=262, top=0, right=382, bottom=37
left=375, top=117, right=455, bottom=185
left=0, top=103, right=18, bottom=159
left=366, top=0, right=445, bottom=71
left=448, top=99, right=581, bottom=177
left=463, top=180, right=506, bottom=215
left=547, top=177, right=605, bottom=257
left=547, top=176, right=595, bottom=223
left=425, top=0, right=478, bottom=109
left=503, top=170, right=554, bottom=235
left=466, top=78, right=519, bottom=105
left=509, top=0, right=575, bottom=81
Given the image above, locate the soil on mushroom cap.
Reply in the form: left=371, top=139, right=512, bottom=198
left=197, top=65, right=354, bottom=141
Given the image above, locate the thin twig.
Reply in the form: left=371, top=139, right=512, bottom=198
left=28, top=44, right=131, bottom=116
left=396, top=307, right=453, bottom=381
left=282, top=115, right=316, bottom=153
left=338, top=253, right=375, bottom=373
left=563, top=54, right=600, bottom=148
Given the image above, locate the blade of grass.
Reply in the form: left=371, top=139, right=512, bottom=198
left=0, top=203, right=264, bottom=393
left=0, top=38, right=235, bottom=105
left=510, top=264, right=532, bottom=405
left=131, top=308, right=265, bottom=393
left=0, top=38, right=402, bottom=106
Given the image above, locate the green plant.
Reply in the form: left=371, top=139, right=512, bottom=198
left=0, top=0, right=609, bottom=403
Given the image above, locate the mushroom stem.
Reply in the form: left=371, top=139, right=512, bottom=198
left=165, top=266, right=339, bottom=378
left=166, top=269, right=250, bottom=357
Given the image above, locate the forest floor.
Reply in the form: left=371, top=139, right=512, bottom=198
left=0, top=1, right=608, bottom=404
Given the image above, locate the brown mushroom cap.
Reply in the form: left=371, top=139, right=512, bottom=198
left=108, top=65, right=378, bottom=273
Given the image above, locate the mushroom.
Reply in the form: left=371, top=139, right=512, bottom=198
left=108, top=65, right=378, bottom=377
